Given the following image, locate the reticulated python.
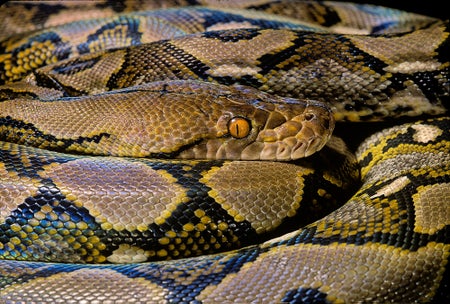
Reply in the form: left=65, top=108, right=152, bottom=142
left=0, top=1, right=449, bottom=303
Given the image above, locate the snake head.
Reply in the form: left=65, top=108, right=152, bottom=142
left=0, top=80, right=333, bottom=160
left=178, top=84, right=334, bottom=161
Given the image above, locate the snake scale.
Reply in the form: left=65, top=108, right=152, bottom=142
left=0, top=0, right=449, bottom=303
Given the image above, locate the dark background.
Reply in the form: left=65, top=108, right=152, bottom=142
left=348, top=0, right=446, bottom=20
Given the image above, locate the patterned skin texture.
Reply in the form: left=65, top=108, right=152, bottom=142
left=0, top=1, right=449, bottom=303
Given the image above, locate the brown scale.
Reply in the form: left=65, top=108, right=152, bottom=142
left=0, top=1, right=449, bottom=303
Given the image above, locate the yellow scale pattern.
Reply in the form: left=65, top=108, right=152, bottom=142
left=0, top=1, right=448, bottom=303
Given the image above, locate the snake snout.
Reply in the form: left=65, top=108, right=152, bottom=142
left=253, top=99, right=334, bottom=160
left=294, top=103, right=335, bottom=158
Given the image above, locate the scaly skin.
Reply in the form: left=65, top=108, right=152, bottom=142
left=0, top=1, right=449, bottom=303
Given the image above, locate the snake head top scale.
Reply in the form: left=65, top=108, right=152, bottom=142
left=0, top=80, right=334, bottom=161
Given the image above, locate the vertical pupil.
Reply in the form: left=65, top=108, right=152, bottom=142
left=229, top=117, right=250, bottom=138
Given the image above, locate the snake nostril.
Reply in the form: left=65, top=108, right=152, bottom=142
left=305, top=113, right=315, bottom=121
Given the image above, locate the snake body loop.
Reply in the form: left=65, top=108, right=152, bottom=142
left=0, top=1, right=449, bottom=303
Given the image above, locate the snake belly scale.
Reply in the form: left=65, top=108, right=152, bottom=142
left=0, top=1, right=449, bottom=303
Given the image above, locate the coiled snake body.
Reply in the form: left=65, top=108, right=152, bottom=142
left=0, top=1, right=449, bottom=303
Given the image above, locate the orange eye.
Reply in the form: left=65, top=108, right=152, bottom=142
left=228, top=117, right=251, bottom=139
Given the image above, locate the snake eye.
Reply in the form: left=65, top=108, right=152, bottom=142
left=228, top=117, right=251, bottom=139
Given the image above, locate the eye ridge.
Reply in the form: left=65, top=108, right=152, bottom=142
left=228, top=116, right=251, bottom=139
